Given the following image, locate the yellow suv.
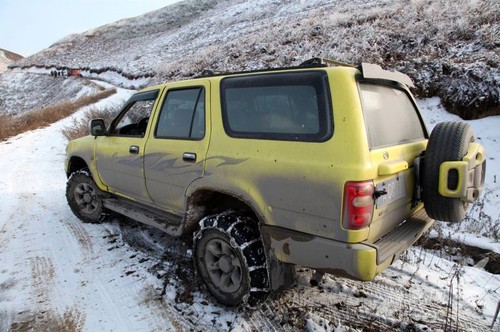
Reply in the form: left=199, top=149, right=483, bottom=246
left=65, top=59, right=486, bottom=306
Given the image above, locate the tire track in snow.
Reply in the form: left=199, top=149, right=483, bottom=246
left=251, top=271, right=490, bottom=331
left=115, top=222, right=197, bottom=331
left=63, top=218, right=95, bottom=263
left=0, top=218, right=10, bottom=250
left=0, top=160, right=31, bottom=251
left=140, top=287, right=194, bottom=332
left=335, top=275, right=486, bottom=330
left=29, top=256, right=55, bottom=308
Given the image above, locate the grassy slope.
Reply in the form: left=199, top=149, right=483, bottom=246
left=9, top=0, right=498, bottom=118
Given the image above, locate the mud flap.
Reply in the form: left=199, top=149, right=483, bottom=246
left=265, top=248, right=297, bottom=292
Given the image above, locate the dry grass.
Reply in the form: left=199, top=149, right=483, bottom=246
left=152, top=0, right=498, bottom=119
left=0, top=88, right=116, bottom=141
left=61, top=106, right=119, bottom=141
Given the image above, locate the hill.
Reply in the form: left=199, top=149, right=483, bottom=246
left=0, top=48, right=23, bottom=73
left=6, top=0, right=499, bottom=119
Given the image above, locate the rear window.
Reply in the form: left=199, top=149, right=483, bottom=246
left=359, top=83, right=426, bottom=149
left=221, top=71, right=332, bottom=142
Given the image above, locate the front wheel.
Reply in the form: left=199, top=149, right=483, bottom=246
left=66, top=169, right=107, bottom=223
left=193, top=212, right=270, bottom=307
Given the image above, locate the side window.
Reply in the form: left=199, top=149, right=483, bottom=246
left=155, top=87, right=205, bottom=140
left=221, top=71, right=332, bottom=142
left=111, top=91, right=158, bottom=137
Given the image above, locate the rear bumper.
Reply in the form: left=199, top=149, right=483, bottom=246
left=261, top=208, right=434, bottom=281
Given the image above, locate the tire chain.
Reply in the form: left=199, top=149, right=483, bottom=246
left=193, top=211, right=270, bottom=307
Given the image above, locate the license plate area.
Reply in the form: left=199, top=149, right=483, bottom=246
left=375, top=174, right=406, bottom=208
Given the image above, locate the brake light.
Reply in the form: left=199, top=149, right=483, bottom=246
left=342, top=181, right=375, bottom=230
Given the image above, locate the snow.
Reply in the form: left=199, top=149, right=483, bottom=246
left=418, top=97, right=500, bottom=248
left=0, top=90, right=173, bottom=331
left=81, top=70, right=150, bottom=90
left=0, top=88, right=498, bottom=330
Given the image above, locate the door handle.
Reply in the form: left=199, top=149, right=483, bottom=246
left=129, top=145, right=140, bottom=154
left=183, top=152, right=197, bottom=162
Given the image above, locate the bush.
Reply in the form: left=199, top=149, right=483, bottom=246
left=62, top=106, right=119, bottom=141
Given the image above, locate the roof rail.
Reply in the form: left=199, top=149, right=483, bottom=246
left=195, top=58, right=414, bottom=88
left=299, top=57, right=355, bottom=68
left=194, top=57, right=421, bottom=83
left=197, top=58, right=355, bottom=77
left=199, top=70, right=216, bottom=77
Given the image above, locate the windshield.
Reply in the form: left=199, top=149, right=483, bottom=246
left=359, top=83, right=426, bottom=149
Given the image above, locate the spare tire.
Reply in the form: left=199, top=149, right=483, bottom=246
left=422, top=121, right=474, bottom=222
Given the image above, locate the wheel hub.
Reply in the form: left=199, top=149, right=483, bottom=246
left=202, top=237, right=243, bottom=293
left=83, top=192, right=93, bottom=203
left=218, top=255, right=233, bottom=274
left=74, top=182, right=99, bottom=215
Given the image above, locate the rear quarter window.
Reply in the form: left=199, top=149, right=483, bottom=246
left=221, top=71, right=333, bottom=142
left=359, top=83, right=426, bottom=149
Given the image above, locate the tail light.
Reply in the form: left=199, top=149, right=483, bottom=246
left=342, top=181, right=375, bottom=230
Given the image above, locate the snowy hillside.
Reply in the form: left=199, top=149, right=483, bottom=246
left=7, top=0, right=499, bottom=119
left=0, top=90, right=498, bottom=330
left=0, top=70, right=103, bottom=115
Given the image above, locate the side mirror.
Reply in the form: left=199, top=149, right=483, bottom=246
left=89, top=118, right=106, bottom=136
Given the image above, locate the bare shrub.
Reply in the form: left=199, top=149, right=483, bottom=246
left=62, top=106, right=119, bottom=141
left=0, top=114, right=12, bottom=140
left=0, top=88, right=116, bottom=141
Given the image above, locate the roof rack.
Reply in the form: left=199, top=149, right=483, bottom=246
left=199, top=69, right=218, bottom=77
left=196, top=57, right=354, bottom=78
left=195, top=57, right=414, bottom=88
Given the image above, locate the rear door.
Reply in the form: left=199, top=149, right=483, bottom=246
left=144, top=81, right=210, bottom=214
left=358, top=82, right=428, bottom=241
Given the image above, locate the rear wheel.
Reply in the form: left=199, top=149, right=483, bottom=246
left=193, top=211, right=269, bottom=307
left=422, top=122, right=474, bottom=222
left=66, top=169, right=107, bottom=223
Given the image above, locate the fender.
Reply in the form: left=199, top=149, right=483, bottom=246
left=65, top=135, right=108, bottom=191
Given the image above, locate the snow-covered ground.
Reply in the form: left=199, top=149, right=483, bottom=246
left=0, top=91, right=498, bottom=331
left=419, top=98, right=500, bottom=249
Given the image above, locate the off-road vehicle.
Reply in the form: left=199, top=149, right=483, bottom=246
left=65, top=58, right=486, bottom=306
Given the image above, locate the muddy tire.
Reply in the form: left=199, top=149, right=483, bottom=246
left=422, top=122, right=474, bottom=222
left=66, top=169, right=108, bottom=223
left=193, top=212, right=269, bottom=307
